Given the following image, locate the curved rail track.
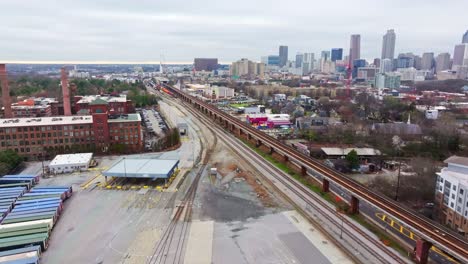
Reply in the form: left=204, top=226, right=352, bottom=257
left=164, top=84, right=468, bottom=263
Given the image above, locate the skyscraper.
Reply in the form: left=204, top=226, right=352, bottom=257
left=421, top=52, right=435, bottom=70
left=302, top=53, right=315, bottom=75
left=331, top=48, right=343, bottom=62
left=349, top=34, right=361, bottom=67
left=295, top=53, right=303, bottom=68
left=321, top=51, right=330, bottom=61
left=435, top=53, right=451, bottom=72
left=453, top=44, right=468, bottom=68
left=279, top=45, right=288, bottom=67
left=380, top=58, right=393, bottom=73
left=381, top=29, right=396, bottom=60
left=463, top=30, right=468, bottom=44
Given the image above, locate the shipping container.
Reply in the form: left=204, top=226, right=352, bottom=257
left=0, top=233, right=49, bottom=251
left=0, top=220, right=54, bottom=231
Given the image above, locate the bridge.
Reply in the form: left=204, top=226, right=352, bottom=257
left=164, top=84, right=468, bottom=264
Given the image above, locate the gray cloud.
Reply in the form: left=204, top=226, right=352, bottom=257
left=0, top=0, right=467, bottom=63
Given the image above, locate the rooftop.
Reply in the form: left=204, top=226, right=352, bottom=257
left=321, top=147, right=381, bottom=156
left=0, top=116, right=93, bottom=128
left=444, top=156, right=468, bottom=167
left=49, top=153, right=93, bottom=166
left=103, top=158, right=179, bottom=179
left=76, top=94, right=127, bottom=104
left=107, top=113, right=141, bottom=123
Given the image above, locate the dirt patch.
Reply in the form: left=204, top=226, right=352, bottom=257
left=235, top=171, right=276, bottom=207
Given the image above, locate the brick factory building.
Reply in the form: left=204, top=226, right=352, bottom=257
left=73, top=94, right=134, bottom=115
left=0, top=113, right=143, bottom=160
left=0, top=64, right=143, bottom=160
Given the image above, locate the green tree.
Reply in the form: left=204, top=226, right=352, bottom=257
left=345, top=150, right=359, bottom=170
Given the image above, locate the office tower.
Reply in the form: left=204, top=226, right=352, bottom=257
left=302, top=53, right=315, bottom=75
left=435, top=53, right=451, bottom=72
left=279, top=45, right=288, bottom=67
left=373, top=58, right=381, bottom=68
left=352, top=59, right=366, bottom=78
left=349, top=34, right=361, bottom=67
left=413, top=55, right=422, bottom=70
left=381, top=29, right=396, bottom=60
left=295, top=53, right=303, bottom=68
left=463, top=30, right=468, bottom=44
left=230, top=58, right=265, bottom=76
left=321, top=51, right=331, bottom=61
left=380, top=58, right=393, bottom=73
left=267, top=55, right=280, bottom=66
left=331, top=48, right=343, bottom=62
left=397, top=56, right=413, bottom=69
left=453, top=44, right=468, bottom=68
left=421, top=52, right=435, bottom=70
left=194, top=58, right=219, bottom=71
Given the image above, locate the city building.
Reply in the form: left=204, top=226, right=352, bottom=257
left=381, top=29, right=396, bottom=60
left=380, top=58, right=393, bottom=73
left=463, top=30, right=468, bottom=44
left=396, top=56, right=413, bottom=69
left=230, top=58, right=265, bottom=77
left=331, top=48, right=343, bottom=62
left=435, top=156, right=468, bottom=238
left=295, top=53, right=303, bottom=68
left=357, top=67, right=378, bottom=82
left=373, top=58, right=381, bottom=68
left=421, top=52, right=435, bottom=71
left=10, top=98, right=59, bottom=118
left=453, top=44, right=466, bottom=67
left=376, top=73, right=401, bottom=89
left=321, top=51, right=330, bottom=62
left=349, top=34, right=361, bottom=67
left=302, top=53, right=315, bottom=75
left=396, top=68, right=431, bottom=82
left=436, top=53, right=452, bottom=73
left=267, top=55, right=280, bottom=66
left=352, top=59, right=366, bottom=78
left=279, top=45, right=288, bottom=67
left=203, top=86, right=235, bottom=100
left=73, top=94, right=134, bottom=115
left=194, top=58, right=219, bottom=71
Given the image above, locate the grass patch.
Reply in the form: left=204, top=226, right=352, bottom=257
left=350, top=214, right=409, bottom=255
left=239, top=137, right=410, bottom=258
left=230, top=103, right=250, bottom=108
left=240, top=138, right=336, bottom=204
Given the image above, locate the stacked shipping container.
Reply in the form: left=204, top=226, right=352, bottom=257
left=0, top=174, right=72, bottom=263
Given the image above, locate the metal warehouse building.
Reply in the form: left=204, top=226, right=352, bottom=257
left=102, top=158, right=179, bottom=182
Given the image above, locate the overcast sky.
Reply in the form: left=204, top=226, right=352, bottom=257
left=1, top=0, right=467, bottom=64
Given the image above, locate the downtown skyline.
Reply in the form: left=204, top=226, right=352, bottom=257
left=1, top=0, right=467, bottom=63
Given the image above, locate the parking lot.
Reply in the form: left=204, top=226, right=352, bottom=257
left=138, top=108, right=169, bottom=151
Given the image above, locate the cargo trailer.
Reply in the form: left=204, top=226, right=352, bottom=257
left=0, top=233, right=49, bottom=251
left=0, top=219, right=54, bottom=231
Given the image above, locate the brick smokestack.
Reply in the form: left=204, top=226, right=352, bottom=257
left=0, top=64, right=13, bottom=118
left=61, top=67, right=72, bottom=116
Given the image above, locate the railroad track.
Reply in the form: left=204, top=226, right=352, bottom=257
left=147, top=95, right=217, bottom=264
left=164, top=84, right=468, bottom=262
left=177, top=97, right=406, bottom=264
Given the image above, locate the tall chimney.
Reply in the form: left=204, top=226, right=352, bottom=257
left=61, top=67, right=72, bottom=116
left=0, top=64, right=13, bottom=118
